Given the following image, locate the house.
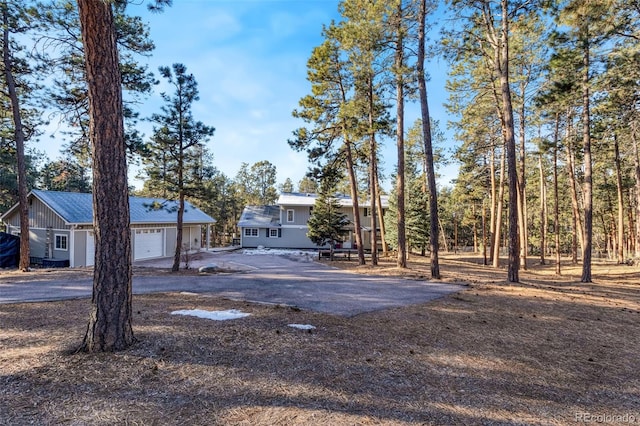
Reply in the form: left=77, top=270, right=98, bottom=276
left=237, top=192, right=388, bottom=250
left=0, top=189, right=216, bottom=267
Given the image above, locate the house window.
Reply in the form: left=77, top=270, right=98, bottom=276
left=244, top=228, right=259, bottom=237
left=364, top=208, right=370, bottom=217
left=55, top=234, right=68, bottom=251
left=269, top=229, right=279, bottom=238
left=287, top=209, right=294, bottom=222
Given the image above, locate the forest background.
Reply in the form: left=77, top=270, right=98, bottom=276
left=2, top=0, right=639, bottom=278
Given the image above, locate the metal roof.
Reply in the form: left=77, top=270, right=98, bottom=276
left=237, top=205, right=281, bottom=228
left=17, top=190, right=215, bottom=225
left=277, top=192, right=389, bottom=208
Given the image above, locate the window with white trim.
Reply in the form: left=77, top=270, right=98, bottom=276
left=286, top=209, right=294, bottom=222
left=244, top=228, right=259, bottom=237
left=269, top=229, right=280, bottom=238
left=55, top=234, right=68, bottom=251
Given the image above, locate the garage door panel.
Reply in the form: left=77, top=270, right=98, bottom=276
left=134, top=229, right=163, bottom=260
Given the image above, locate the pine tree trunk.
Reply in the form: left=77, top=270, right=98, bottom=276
left=375, top=180, right=389, bottom=256
left=418, top=0, right=440, bottom=278
left=2, top=10, right=30, bottom=272
left=553, top=114, right=561, bottom=275
left=614, top=133, right=625, bottom=264
left=395, top=13, right=407, bottom=268
left=368, top=77, right=378, bottom=266
left=482, top=198, right=488, bottom=265
left=438, top=216, right=449, bottom=253
left=518, top=79, right=528, bottom=270
left=580, top=32, right=593, bottom=283
left=345, top=140, right=366, bottom=265
left=489, top=147, right=497, bottom=264
left=78, top=0, right=133, bottom=352
left=473, top=203, right=478, bottom=253
left=539, top=154, right=546, bottom=265
left=492, top=144, right=506, bottom=268
left=499, top=0, right=519, bottom=283
left=565, top=111, right=583, bottom=263
left=173, top=191, right=185, bottom=272
left=632, top=121, right=640, bottom=259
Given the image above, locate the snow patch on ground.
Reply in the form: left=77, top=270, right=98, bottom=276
left=242, top=248, right=316, bottom=260
left=288, top=324, right=316, bottom=330
left=171, top=309, right=251, bottom=321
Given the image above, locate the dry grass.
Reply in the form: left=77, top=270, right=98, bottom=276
left=1, top=253, right=639, bottom=425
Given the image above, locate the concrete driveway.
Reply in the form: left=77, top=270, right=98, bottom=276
left=0, top=250, right=464, bottom=316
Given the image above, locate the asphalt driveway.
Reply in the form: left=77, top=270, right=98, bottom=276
left=0, top=250, right=464, bottom=316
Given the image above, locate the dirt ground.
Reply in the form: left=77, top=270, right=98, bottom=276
left=1, top=252, right=639, bottom=425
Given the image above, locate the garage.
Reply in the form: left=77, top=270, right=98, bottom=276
left=134, top=229, right=164, bottom=260
left=2, top=190, right=215, bottom=268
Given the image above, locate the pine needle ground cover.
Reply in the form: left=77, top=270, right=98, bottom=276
left=1, top=255, right=638, bottom=425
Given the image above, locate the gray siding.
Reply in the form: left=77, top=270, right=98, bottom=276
left=5, top=198, right=69, bottom=229
left=28, top=228, right=47, bottom=258
left=280, top=227, right=324, bottom=249
left=51, top=230, right=71, bottom=261
left=241, top=226, right=324, bottom=249
left=282, top=206, right=313, bottom=226
left=6, top=226, right=70, bottom=260
left=165, top=227, right=177, bottom=255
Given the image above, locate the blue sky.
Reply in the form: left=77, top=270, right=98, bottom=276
left=47, top=0, right=456, bottom=191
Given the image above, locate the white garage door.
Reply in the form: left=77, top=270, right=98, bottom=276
left=134, top=229, right=163, bottom=260
left=86, top=231, right=95, bottom=267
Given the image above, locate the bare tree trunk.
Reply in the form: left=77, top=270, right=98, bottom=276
left=539, top=153, right=546, bottom=265
left=553, top=114, right=561, bottom=275
left=172, top=148, right=185, bottom=272
left=482, top=198, right=488, bottom=265
left=368, top=77, right=378, bottom=266
left=492, top=145, right=506, bottom=268
left=614, top=133, right=625, bottom=264
left=418, top=0, right=440, bottom=278
left=518, top=79, right=528, bottom=270
left=498, top=0, right=519, bottom=283
left=78, top=0, right=133, bottom=352
left=472, top=203, right=478, bottom=253
left=632, top=121, right=640, bottom=259
left=580, top=32, right=593, bottom=283
left=627, top=191, right=635, bottom=257
left=375, top=180, right=389, bottom=257
left=565, top=112, right=584, bottom=263
left=2, top=8, right=29, bottom=272
left=489, top=146, right=497, bottom=264
left=394, top=1, right=406, bottom=268
left=345, top=140, right=366, bottom=265
left=438, top=216, right=449, bottom=253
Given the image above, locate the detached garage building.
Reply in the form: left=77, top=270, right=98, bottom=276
left=0, top=190, right=216, bottom=267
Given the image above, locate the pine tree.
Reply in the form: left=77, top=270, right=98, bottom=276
left=145, top=63, right=215, bottom=272
left=290, top=24, right=367, bottom=265
left=77, top=0, right=133, bottom=352
left=307, top=189, right=349, bottom=256
left=1, top=0, right=39, bottom=271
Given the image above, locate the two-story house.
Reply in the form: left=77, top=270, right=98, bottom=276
left=237, top=192, right=388, bottom=250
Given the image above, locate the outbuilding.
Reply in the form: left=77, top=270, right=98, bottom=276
left=0, top=190, right=216, bottom=267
